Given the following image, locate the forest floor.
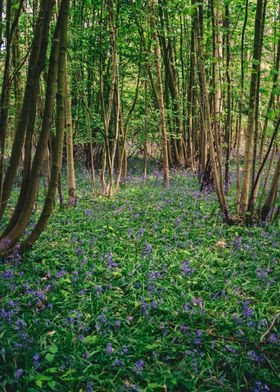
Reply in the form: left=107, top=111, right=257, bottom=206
left=0, top=169, right=279, bottom=391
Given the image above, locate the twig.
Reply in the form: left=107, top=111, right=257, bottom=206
left=260, top=313, right=280, bottom=343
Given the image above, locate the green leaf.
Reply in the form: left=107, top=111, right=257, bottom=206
left=46, top=353, right=55, bottom=363
left=49, top=345, right=58, bottom=354
left=83, top=335, right=97, bottom=344
left=48, top=381, right=56, bottom=391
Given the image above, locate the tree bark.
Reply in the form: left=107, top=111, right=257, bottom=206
left=20, top=0, right=70, bottom=252
left=239, top=0, right=267, bottom=216
left=65, top=60, right=77, bottom=205
left=0, top=0, right=54, bottom=218
left=151, top=0, right=170, bottom=189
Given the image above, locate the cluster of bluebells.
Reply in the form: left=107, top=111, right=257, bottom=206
left=181, top=260, right=195, bottom=276
left=0, top=171, right=278, bottom=391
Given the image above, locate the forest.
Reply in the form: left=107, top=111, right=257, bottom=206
left=0, top=0, right=279, bottom=390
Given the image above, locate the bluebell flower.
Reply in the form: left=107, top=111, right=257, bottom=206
left=181, top=260, right=195, bottom=276
left=15, top=369, right=24, bottom=378
left=242, top=300, right=254, bottom=317
left=134, top=359, right=144, bottom=374
left=113, top=358, right=122, bottom=367
left=33, top=354, right=40, bottom=361
left=106, top=343, right=113, bottom=356
left=252, top=381, right=270, bottom=391
left=247, top=351, right=263, bottom=363
left=115, top=320, right=121, bottom=327
left=183, top=302, right=192, bottom=312
left=56, top=270, right=66, bottom=279
left=192, top=297, right=203, bottom=307
left=267, top=333, right=278, bottom=343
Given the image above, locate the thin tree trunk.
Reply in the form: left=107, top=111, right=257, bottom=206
left=261, top=154, right=280, bottom=222
left=194, top=0, right=230, bottom=222
left=0, top=0, right=60, bottom=252
left=224, top=3, right=231, bottom=191
left=65, top=60, right=77, bottom=206
left=0, top=0, right=54, bottom=218
left=151, top=0, right=169, bottom=189
left=20, top=0, right=70, bottom=252
left=239, top=0, right=267, bottom=216
left=236, top=0, right=249, bottom=205
left=143, top=75, right=148, bottom=183
left=0, top=0, right=23, bottom=204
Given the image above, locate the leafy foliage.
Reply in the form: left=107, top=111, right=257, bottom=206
left=0, top=170, right=279, bottom=391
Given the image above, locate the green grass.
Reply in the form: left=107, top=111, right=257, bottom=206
left=0, top=171, right=279, bottom=391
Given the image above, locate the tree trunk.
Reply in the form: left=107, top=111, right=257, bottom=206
left=236, top=0, right=249, bottom=205
left=151, top=0, right=169, bottom=189
left=0, top=0, right=61, bottom=253
left=20, top=0, right=70, bottom=252
left=224, top=3, right=231, bottom=191
left=194, top=0, right=230, bottom=222
left=65, top=60, right=77, bottom=206
left=261, top=154, right=280, bottom=222
left=239, top=0, right=267, bottom=216
left=0, top=0, right=54, bottom=218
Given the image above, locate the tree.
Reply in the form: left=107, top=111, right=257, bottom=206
left=151, top=0, right=170, bottom=189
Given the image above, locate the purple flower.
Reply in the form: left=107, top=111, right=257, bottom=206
left=122, top=346, right=128, bottom=354
left=84, top=209, right=92, bottom=216
left=143, top=243, right=152, bottom=257
left=247, top=350, right=263, bottom=363
left=258, top=319, right=267, bottom=328
left=256, top=268, right=270, bottom=281
left=94, top=286, right=103, bottom=296
left=192, top=297, right=203, bottom=307
left=252, top=381, right=270, bottom=391
left=36, top=290, right=45, bottom=301
left=33, top=354, right=40, bottom=361
left=79, top=288, right=88, bottom=296
left=148, top=271, right=161, bottom=280
left=141, top=300, right=148, bottom=315
left=183, top=302, right=192, bottom=312
left=113, top=358, right=122, bottom=367
left=194, top=329, right=202, bottom=345
left=151, top=300, right=157, bottom=309
left=16, top=319, right=27, bottom=330
left=242, top=300, right=254, bottom=318
left=56, top=270, right=66, bottom=279
left=15, top=369, right=24, bottom=378
left=134, top=359, right=144, bottom=374
left=235, top=237, right=242, bottom=250
left=107, top=253, right=119, bottom=269
left=181, top=260, right=195, bottom=276
left=174, top=217, right=182, bottom=227
left=267, top=333, right=278, bottom=343
left=180, top=325, right=189, bottom=333
left=106, top=343, right=113, bottom=356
